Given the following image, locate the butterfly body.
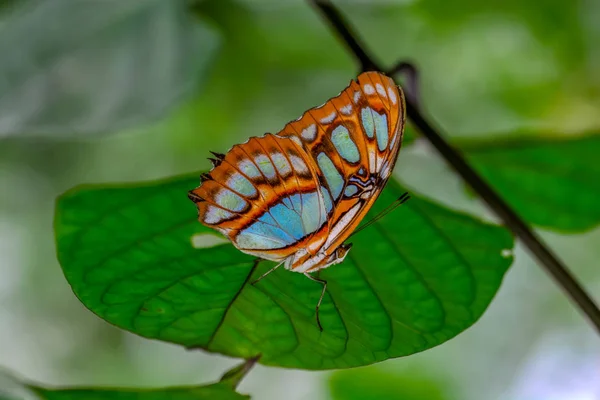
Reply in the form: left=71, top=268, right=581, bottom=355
left=189, top=71, right=405, bottom=276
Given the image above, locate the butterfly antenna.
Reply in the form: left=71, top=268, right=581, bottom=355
left=349, top=192, right=411, bottom=237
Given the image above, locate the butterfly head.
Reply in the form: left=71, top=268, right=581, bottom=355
left=315, top=243, right=353, bottom=271
left=331, top=243, right=352, bottom=265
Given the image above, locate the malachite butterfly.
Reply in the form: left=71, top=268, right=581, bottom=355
left=188, top=71, right=406, bottom=330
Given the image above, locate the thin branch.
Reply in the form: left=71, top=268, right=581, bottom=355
left=313, top=0, right=379, bottom=71
left=220, top=356, right=260, bottom=389
left=388, top=60, right=421, bottom=110
left=310, top=0, right=600, bottom=334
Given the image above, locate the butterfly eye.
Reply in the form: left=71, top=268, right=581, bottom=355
left=336, top=243, right=353, bottom=260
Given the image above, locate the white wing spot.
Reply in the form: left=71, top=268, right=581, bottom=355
left=380, top=160, right=392, bottom=178
left=238, top=159, right=261, bottom=178
left=290, top=136, right=303, bottom=147
left=340, top=104, right=353, bottom=115
left=204, top=205, right=233, bottom=224
left=320, top=111, right=336, bottom=124
left=376, top=83, right=387, bottom=97
left=388, top=87, right=397, bottom=105
left=368, top=151, right=376, bottom=173
left=290, top=155, right=309, bottom=174
left=363, top=84, right=375, bottom=95
left=215, top=189, right=247, bottom=212
left=325, top=202, right=362, bottom=247
left=254, top=154, right=276, bottom=179
left=301, top=124, right=317, bottom=141
left=271, top=152, right=292, bottom=176
left=353, top=91, right=361, bottom=103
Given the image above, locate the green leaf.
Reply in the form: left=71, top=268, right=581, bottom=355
left=55, top=174, right=513, bottom=370
left=329, top=367, right=449, bottom=400
left=0, top=362, right=250, bottom=400
left=460, top=133, right=600, bottom=232
left=0, top=0, right=18, bottom=14
left=30, top=383, right=249, bottom=400
left=0, top=368, right=32, bottom=400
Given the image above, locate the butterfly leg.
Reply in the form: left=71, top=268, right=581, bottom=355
left=303, top=272, right=327, bottom=332
left=387, top=61, right=420, bottom=110
left=251, top=259, right=285, bottom=285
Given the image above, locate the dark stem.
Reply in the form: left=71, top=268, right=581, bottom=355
left=388, top=60, right=421, bottom=110
left=220, top=356, right=260, bottom=389
left=312, top=1, right=379, bottom=71
left=310, top=0, right=600, bottom=334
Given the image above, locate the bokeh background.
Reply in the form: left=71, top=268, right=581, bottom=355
left=1, top=0, right=600, bottom=399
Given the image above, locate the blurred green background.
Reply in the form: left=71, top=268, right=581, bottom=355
left=1, top=0, right=599, bottom=399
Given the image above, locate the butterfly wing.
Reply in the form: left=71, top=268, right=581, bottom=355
left=189, top=71, right=405, bottom=269
left=188, top=131, right=332, bottom=262
left=277, top=71, right=406, bottom=270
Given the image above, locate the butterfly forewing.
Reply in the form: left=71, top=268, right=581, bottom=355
left=189, top=71, right=405, bottom=272
left=277, top=72, right=405, bottom=269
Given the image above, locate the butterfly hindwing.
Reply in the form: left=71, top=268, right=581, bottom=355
left=190, top=133, right=331, bottom=261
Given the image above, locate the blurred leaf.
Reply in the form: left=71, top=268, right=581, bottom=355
left=0, top=392, right=20, bottom=400
left=30, top=383, right=249, bottom=400
left=413, top=0, right=586, bottom=67
left=164, top=0, right=269, bottom=154
left=329, top=367, right=448, bottom=400
left=190, top=0, right=265, bottom=109
left=0, top=363, right=250, bottom=400
left=0, top=0, right=220, bottom=138
left=54, top=174, right=513, bottom=370
left=460, top=132, right=600, bottom=232
left=404, top=122, right=417, bottom=145
left=0, top=0, right=18, bottom=14
left=0, top=368, right=34, bottom=400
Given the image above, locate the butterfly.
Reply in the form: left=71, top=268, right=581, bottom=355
left=188, top=71, right=407, bottom=330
